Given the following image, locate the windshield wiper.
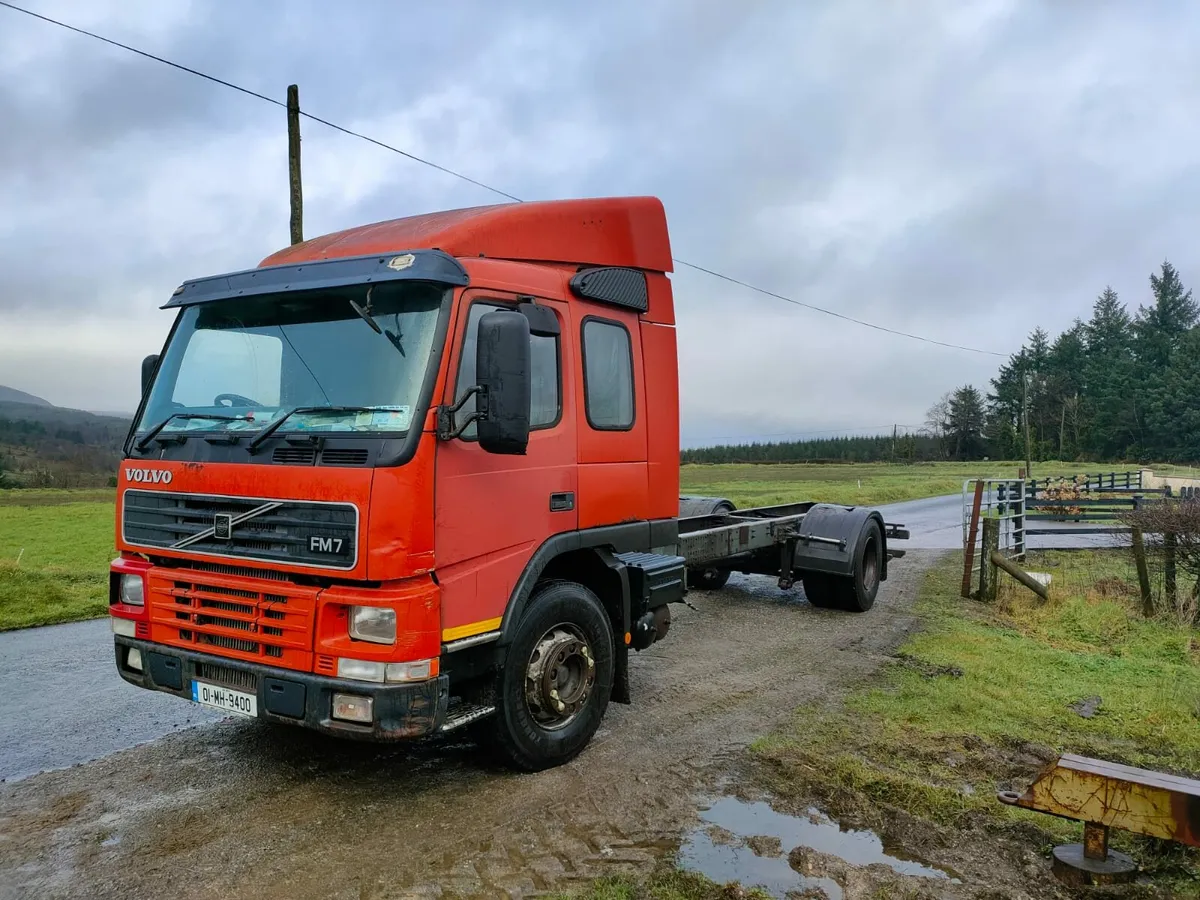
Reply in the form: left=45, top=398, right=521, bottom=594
left=247, top=406, right=375, bottom=453
left=350, top=288, right=405, bottom=356
left=135, top=413, right=246, bottom=451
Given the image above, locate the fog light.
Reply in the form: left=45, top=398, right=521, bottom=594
left=111, top=616, right=137, bottom=637
left=386, top=658, right=437, bottom=683
left=332, top=693, right=373, bottom=724
left=337, top=658, right=386, bottom=683
left=126, top=647, right=144, bottom=672
left=119, top=574, right=144, bottom=606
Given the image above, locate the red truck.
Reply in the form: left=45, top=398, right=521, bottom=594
left=111, top=197, right=908, bottom=770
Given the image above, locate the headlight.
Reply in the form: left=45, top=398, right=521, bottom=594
left=349, top=606, right=395, bottom=644
left=119, top=574, right=145, bottom=606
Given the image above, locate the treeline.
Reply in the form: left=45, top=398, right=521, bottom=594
left=682, top=433, right=942, bottom=464
left=928, top=260, right=1200, bottom=463
left=0, top=402, right=130, bottom=488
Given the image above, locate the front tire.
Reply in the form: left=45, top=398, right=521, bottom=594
left=487, top=580, right=615, bottom=771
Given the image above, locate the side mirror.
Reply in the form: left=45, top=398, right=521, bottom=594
left=141, top=354, right=160, bottom=397
left=476, top=310, right=531, bottom=455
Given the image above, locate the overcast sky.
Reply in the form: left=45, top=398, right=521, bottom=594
left=2, top=0, right=1198, bottom=445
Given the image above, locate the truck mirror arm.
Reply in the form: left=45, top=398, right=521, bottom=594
left=436, top=386, right=488, bottom=441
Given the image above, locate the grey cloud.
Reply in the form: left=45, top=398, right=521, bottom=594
left=3, top=0, right=1200, bottom=438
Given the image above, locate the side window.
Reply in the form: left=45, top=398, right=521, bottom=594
left=582, top=319, right=634, bottom=430
left=456, top=302, right=561, bottom=438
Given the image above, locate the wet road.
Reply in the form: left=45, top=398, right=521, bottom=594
left=0, top=619, right=223, bottom=782
left=0, top=493, right=1122, bottom=784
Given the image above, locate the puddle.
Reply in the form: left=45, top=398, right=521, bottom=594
left=678, top=795, right=957, bottom=899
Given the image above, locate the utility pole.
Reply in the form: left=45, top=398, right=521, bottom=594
left=287, top=84, right=303, bottom=245
left=892, top=423, right=897, bottom=462
left=1023, top=372, right=1032, bottom=480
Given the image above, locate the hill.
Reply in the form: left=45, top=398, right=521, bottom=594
left=0, top=385, right=51, bottom=407
left=0, top=398, right=131, bottom=489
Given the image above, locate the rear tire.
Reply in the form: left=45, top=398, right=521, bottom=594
left=486, top=580, right=614, bottom=771
left=687, top=567, right=731, bottom=591
left=801, top=518, right=883, bottom=613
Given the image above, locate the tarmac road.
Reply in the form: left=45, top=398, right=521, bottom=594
left=0, top=619, right=224, bottom=782
left=0, top=493, right=1126, bottom=785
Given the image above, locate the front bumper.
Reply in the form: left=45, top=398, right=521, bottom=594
left=114, top=637, right=449, bottom=741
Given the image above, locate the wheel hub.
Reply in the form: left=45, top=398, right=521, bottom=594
left=525, top=626, right=595, bottom=730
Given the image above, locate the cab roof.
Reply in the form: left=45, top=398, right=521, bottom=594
left=259, top=196, right=673, bottom=274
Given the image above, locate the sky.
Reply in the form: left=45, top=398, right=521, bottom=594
left=1, top=0, right=1199, bottom=446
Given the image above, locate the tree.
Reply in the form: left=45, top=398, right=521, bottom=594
left=924, top=390, right=953, bottom=458
left=947, top=385, right=987, bottom=460
left=1137, top=262, right=1199, bottom=459
left=1083, top=286, right=1136, bottom=458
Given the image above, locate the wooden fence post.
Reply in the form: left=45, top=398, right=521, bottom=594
left=980, top=517, right=999, bottom=602
left=1165, top=531, right=1177, bottom=609
left=962, top=480, right=985, bottom=599
left=1132, top=526, right=1154, bottom=618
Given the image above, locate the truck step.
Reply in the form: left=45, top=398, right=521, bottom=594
left=440, top=703, right=496, bottom=733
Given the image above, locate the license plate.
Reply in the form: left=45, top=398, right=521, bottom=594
left=191, top=680, right=258, bottom=718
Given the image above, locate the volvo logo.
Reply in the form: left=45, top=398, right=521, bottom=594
left=213, top=513, right=233, bottom=541
left=125, top=467, right=173, bottom=485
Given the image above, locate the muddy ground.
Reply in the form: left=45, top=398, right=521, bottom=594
left=0, top=549, right=1055, bottom=900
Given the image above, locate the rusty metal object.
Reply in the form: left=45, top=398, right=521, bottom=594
left=999, top=753, right=1200, bottom=885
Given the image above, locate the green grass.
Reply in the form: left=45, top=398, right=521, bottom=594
left=752, top=549, right=1200, bottom=886
left=550, top=870, right=770, bottom=900
left=681, top=460, right=1086, bottom=508
left=0, top=500, right=114, bottom=630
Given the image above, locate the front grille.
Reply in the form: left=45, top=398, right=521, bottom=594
left=152, top=558, right=293, bottom=582
left=147, top=567, right=318, bottom=670
left=123, top=490, right=357, bottom=569
left=195, top=661, right=257, bottom=691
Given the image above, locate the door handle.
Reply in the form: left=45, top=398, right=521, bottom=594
left=550, top=492, right=575, bottom=512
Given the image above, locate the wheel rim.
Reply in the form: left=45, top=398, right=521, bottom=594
left=525, top=623, right=596, bottom=731
left=861, top=535, right=880, bottom=593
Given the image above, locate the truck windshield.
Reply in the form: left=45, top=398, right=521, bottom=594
left=134, top=281, right=447, bottom=441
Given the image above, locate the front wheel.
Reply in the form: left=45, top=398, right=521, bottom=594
left=486, top=580, right=615, bottom=771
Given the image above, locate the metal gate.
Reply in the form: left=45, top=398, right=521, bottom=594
left=962, top=479, right=1026, bottom=594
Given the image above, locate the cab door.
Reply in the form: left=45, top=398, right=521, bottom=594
left=433, top=290, right=576, bottom=642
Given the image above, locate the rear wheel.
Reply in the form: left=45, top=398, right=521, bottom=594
left=801, top=519, right=884, bottom=613
left=687, top=567, right=731, bottom=591
left=486, top=580, right=614, bottom=771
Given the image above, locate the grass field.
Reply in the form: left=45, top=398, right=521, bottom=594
left=0, top=461, right=1140, bottom=631
left=752, top=549, right=1200, bottom=888
left=0, top=496, right=115, bottom=630
left=680, top=460, right=1083, bottom=508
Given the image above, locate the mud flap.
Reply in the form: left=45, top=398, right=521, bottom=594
left=611, top=639, right=631, bottom=704
left=794, top=504, right=888, bottom=580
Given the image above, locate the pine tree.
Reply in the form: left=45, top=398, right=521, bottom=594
left=1084, top=286, right=1136, bottom=458
left=948, top=385, right=987, bottom=460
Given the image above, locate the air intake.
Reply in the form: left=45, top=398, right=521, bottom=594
left=320, top=448, right=369, bottom=466
left=272, top=446, right=317, bottom=465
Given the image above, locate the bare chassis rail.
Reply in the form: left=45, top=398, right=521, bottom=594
left=678, top=501, right=909, bottom=590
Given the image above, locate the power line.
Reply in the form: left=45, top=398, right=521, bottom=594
left=3, top=0, right=1006, bottom=357
left=0, top=0, right=522, bottom=203
left=671, top=260, right=1006, bottom=356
